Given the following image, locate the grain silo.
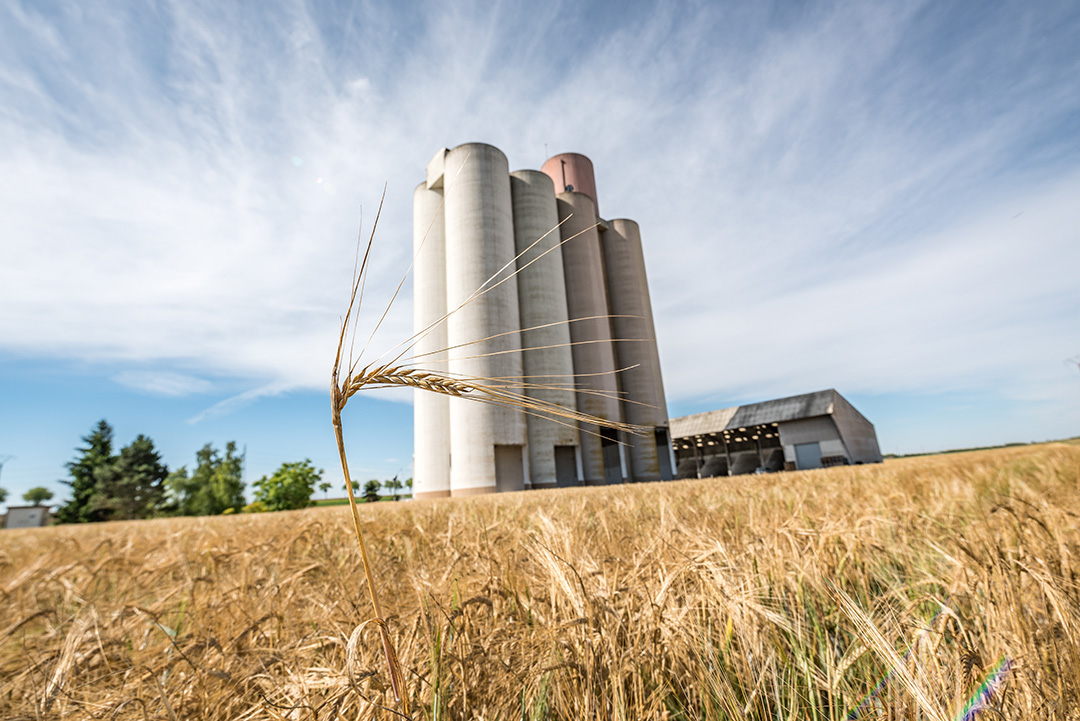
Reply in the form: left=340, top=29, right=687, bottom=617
left=541, top=153, right=599, bottom=214
left=601, top=218, right=673, bottom=481
left=509, top=170, right=581, bottom=489
left=411, top=180, right=451, bottom=499
left=441, top=143, right=527, bottom=495
left=412, top=143, right=671, bottom=494
left=555, top=190, right=626, bottom=485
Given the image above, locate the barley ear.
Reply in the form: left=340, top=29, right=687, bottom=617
left=331, top=190, right=410, bottom=716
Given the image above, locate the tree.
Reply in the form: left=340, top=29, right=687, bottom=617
left=165, top=442, right=245, bottom=516
left=88, top=435, right=168, bottom=521
left=23, top=487, right=54, bottom=506
left=0, top=487, right=7, bottom=505
left=253, top=460, right=323, bottom=512
left=57, top=420, right=115, bottom=523
left=404, top=477, right=413, bottom=497
left=363, top=479, right=381, bottom=503
left=319, top=481, right=332, bottom=499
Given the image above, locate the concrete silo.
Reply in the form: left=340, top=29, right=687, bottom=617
left=413, top=144, right=668, bottom=495
left=602, top=218, right=673, bottom=481
left=541, top=153, right=600, bottom=216
left=509, top=170, right=581, bottom=488
left=554, top=191, right=625, bottom=485
left=441, top=143, right=528, bottom=495
left=412, top=181, right=451, bottom=499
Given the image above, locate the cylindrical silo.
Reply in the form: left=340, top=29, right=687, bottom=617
left=443, top=143, right=527, bottom=495
left=542, top=154, right=599, bottom=217
left=556, top=191, right=623, bottom=485
left=412, top=181, right=451, bottom=498
left=602, top=218, right=670, bottom=481
left=510, top=170, right=580, bottom=489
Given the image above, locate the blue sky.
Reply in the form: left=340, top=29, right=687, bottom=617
left=2, top=0, right=1078, bottom=506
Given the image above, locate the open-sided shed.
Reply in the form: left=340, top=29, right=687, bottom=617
left=670, top=389, right=882, bottom=478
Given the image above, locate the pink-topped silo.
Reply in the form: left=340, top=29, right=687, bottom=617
left=541, top=153, right=599, bottom=216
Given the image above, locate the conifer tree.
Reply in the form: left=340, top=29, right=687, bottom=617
left=90, top=435, right=168, bottom=521
left=57, top=420, right=114, bottom=523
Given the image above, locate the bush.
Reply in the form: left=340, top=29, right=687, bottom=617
left=363, top=479, right=381, bottom=503
left=253, top=460, right=323, bottom=512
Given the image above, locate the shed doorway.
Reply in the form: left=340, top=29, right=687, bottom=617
left=554, top=446, right=578, bottom=487
left=600, top=428, right=622, bottom=485
left=494, top=445, right=525, bottom=492
left=795, top=442, right=822, bottom=470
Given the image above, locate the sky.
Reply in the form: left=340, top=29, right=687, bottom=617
left=2, top=0, right=1078, bottom=507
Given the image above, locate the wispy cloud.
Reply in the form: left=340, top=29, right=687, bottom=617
left=185, top=380, right=296, bottom=425
left=1, top=0, right=1078, bottom=438
left=113, top=370, right=214, bottom=397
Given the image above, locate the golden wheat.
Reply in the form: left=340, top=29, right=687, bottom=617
left=2, top=441, right=1078, bottom=719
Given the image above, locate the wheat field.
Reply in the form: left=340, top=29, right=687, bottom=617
left=1, top=441, right=1077, bottom=720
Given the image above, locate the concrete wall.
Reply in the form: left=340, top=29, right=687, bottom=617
left=510, top=169, right=580, bottom=488
left=778, top=416, right=845, bottom=467
left=443, top=143, right=527, bottom=495
left=412, top=180, right=451, bottom=499
left=831, top=393, right=884, bottom=463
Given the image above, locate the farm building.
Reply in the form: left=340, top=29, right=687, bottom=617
left=412, top=144, right=672, bottom=497
left=670, top=389, right=882, bottom=478
left=2, top=505, right=52, bottom=529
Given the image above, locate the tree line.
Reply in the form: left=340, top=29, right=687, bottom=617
left=0, top=420, right=414, bottom=524
left=49, top=420, right=327, bottom=523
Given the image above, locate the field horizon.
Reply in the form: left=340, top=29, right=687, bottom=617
left=2, top=441, right=1078, bottom=719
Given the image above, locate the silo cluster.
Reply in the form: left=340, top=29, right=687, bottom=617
left=413, top=143, right=671, bottom=498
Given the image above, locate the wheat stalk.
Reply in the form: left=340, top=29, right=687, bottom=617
left=829, top=581, right=948, bottom=721
left=330, top=186, right=653, bottom=716
left=330, top=190, right=413, bottom=717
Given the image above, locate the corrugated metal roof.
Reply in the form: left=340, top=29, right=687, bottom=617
left=670, top=390, right=840, bottom=438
